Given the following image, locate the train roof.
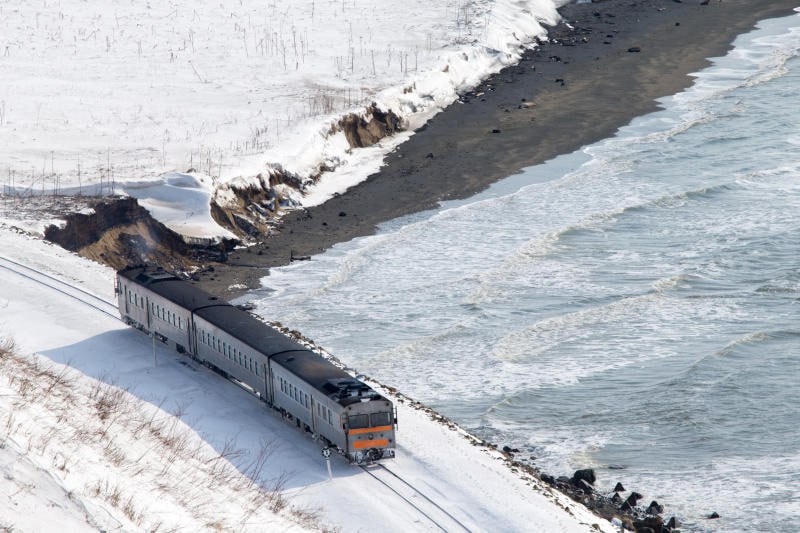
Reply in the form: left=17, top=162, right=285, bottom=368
left=119, top=266, right=220, bottom=310
left=118, top=266, right=386, bottom=406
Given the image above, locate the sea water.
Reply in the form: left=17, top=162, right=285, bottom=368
left=248, top=12, right=800, bottom=532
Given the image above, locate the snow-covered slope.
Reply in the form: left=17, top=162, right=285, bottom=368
left=1, top=0, right=564, bottom=236
left=0, top=227, right=614, bottom=532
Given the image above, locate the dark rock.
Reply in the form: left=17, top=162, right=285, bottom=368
left=614, top=482, right=625, bottom=492
left=491, top=129, right=501, bottom=134
left=646, top=500, right=664, bottom=515
left=634, top=515, right=663, bottom=533
left=540, top=473, right=556, bottom=485
left=571, top=468, right=596, bottom=487
left=338, top=211, right=347, bottom=217
left=707, top=512, right=720, bottom=519
left=666, top=517, right=678, bottom=529
left=425, top=152, right=434, bottom=158
left=611, top=492, right=623, bottom=504
left=628, top=46, right=642, bottom=53
left=626, top=491, right=643, bottom=505
left=502, top=445, right=512, bottom=453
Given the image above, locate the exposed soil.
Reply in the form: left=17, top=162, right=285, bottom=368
left=44, top=197, right=234, bottom=273
left=191, top=0, right=800, bottom=298
left=38, top=1, right=798, bottom=299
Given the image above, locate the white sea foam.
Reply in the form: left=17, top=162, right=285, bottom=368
left=247, top=12, right=800, bottom=531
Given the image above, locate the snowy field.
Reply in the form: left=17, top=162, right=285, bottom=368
left=0, top=226, right=613, bottom=532
left=1, top=0, right=563, bottom=237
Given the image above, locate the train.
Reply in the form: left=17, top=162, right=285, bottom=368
left=115, top=265, right=396, bottom=464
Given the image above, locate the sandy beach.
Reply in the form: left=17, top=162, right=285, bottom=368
left=196, top=0, right=799, bottom=297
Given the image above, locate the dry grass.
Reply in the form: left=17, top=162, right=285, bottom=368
left=0, top=336, right=336, bottom=532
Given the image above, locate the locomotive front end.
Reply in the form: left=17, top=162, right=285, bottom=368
left=345, top=398, right=397, bottom=463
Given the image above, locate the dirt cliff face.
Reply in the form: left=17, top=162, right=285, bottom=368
left=44, top=197, right=231, bottom=272
left=210, top=170, right=299, bottom=239
left=333, top=104, right=404, bottom=149
left=41, top=102, right=406, bottom=279
left=210, top=103, right=406, bottom=241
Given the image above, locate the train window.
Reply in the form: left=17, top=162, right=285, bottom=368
left=370, top=412, right=392, bottom=427
left=327, top=409, right=333, bottom=424
left=304, top=394, right=309, bottom=409
left=348, top=414, right=369, bottom=429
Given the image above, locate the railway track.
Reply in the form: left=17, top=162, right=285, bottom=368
left=360, top=463, right=472, bottom=532
left=0, top=255, right=119, bottom=320
left=1, top=255, right=472, bottom=531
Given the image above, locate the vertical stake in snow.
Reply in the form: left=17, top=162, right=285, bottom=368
left=322, top=447, right=333, bottom=480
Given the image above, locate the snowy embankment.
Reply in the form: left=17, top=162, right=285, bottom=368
left=1, top=0, right=564, bottom=238
left=0, top=227, right=614, bottom=532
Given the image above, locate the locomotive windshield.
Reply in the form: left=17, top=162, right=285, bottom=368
left=348, top=414, right=369, bottom=429
left=370, top=412, right=392, bottom=427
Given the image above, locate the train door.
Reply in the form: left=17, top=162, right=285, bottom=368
left=263, top=363, right=271, bottom=404
left=189, top=315, right=197, bottom=356
left=309, top=397, right=317, bottom=434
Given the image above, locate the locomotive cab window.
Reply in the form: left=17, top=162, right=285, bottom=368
left=370, top=412, right=392, bottom=427
left=348, top=414, right=369, bottom=429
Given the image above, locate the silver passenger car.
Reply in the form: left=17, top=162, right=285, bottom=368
left=117, top=266, right=396, bottom=463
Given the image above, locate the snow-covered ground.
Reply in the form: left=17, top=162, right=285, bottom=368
left=0, top=226, right=613, bottom=532
left=1, top=0, right=564, bottom=237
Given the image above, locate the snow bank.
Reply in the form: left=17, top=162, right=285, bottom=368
left=1, top=0, right=565, bottom=237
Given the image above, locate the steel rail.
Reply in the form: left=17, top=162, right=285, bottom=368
left=0, top=255, right=119, bottom=320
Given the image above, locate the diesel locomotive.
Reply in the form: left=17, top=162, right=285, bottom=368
left=116, top=266, right=396, bottom=463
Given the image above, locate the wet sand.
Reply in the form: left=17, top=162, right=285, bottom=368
left=197, top=0, right=799, bottom=297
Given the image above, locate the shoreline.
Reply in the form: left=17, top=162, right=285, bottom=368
left=196, top=0, right=799, bottom=297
